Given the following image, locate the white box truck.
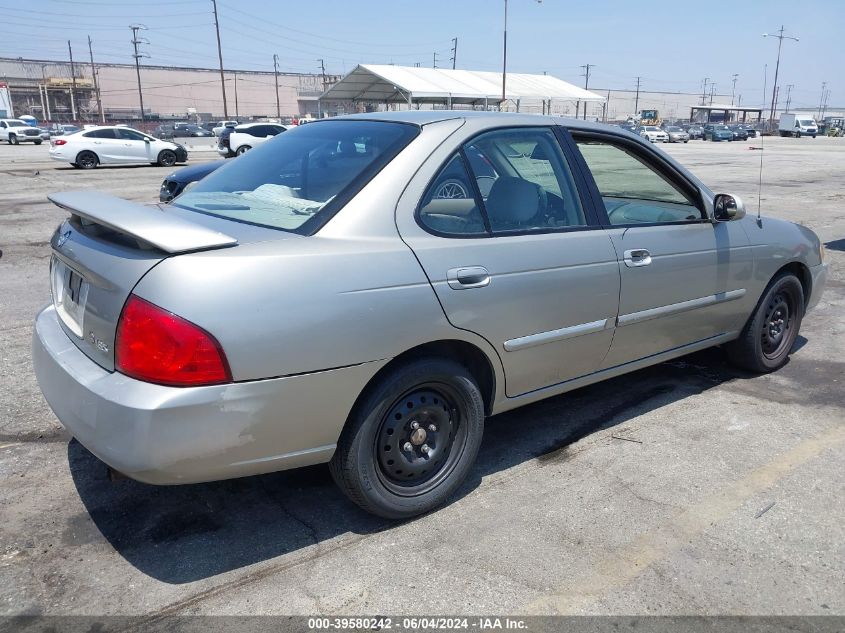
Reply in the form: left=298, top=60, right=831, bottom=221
left=779, top=114, right=818, bottom=138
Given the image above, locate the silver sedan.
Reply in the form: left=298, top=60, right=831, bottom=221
left=33, top=112, right=828, bottom=518
left=665, top=126, right=690, bottom=143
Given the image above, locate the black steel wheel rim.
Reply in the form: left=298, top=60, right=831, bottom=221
left=761, top=291, right=792, bottom=359
left=374, top=383, right=468, bottom=497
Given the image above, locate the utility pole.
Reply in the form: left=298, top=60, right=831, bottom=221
left=763, top=26, right=799, bottom=128
left=731, top=73, right=738, bottom=106
left=67, top=40, right=77, bottom=120
left=821, top=88, right=830, bottom=119
left=318, top=58, right=326, bottom=119
left=580, top=63, right=593, bottom=120
left=701, top=77, right=709, bottom=105
left=709, top=82, right=716, bottom=106
left=41, top=65, right=50, bottom=120
left=433, top=52, right=438, bottom=68
left=273, top=54, right=281, bottom=119
left=450, top=37, right=458, bottom=70
left=88, top=35, right=104, bottom=124
left=817, top=81, right=827, bottom=119
left=233, top=72, right=239, bottom=117
left=211, top=0, right=228, bottom=118
left=634, top=76, right=641, bottom=117
left=784, top=84, right=794, bottom=112
left=129, top=25, right=148, bottom=122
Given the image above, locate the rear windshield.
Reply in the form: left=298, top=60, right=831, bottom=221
left=175, top=120, right=418, bottom=234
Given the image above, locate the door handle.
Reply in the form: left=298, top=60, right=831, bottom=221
left=623, top=248, right=652, bottom=267
left=447, top=266, right=491, bottom=289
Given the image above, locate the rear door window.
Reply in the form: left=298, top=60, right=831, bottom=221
left=174, top=120, right=419, bottom=234
left=418, top=127, right=586, bottom=236
left=83, top=129, right=116, bottom=139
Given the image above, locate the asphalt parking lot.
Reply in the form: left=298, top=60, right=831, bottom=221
left=0, top=135, right=843, bottom=621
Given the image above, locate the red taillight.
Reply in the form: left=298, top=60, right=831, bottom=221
left=53, top=139, right=67, bottom=145
left=115, top=295, right=231, bottom=387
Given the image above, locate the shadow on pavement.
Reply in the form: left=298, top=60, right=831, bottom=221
left=824, top=238, right=845, bottom=252
left=69, top=346, right=778, bottom=584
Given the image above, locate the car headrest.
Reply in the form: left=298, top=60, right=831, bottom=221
left=485, top=177, right=546, bottom=226
left=338, top=141, right=356, bottom=155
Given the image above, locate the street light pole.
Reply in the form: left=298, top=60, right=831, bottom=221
left=763, top=26, right=798, bottom=129
left=273, top=54, right=281, bottom=119
left=501, top=0, right=508, bottom=108
left=501, top=0, right=541, bottom=111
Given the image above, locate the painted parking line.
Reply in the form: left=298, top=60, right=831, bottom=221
left=526, top=423, right=845, bottom=614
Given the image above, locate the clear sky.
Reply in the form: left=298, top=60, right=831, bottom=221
left=1, top=0, right=841, bottom=109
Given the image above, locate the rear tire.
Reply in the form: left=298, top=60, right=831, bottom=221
left=725, top=273, right=804, bottom=373
left=76, top=151, right=98, bottom=169
left=330, top=358, right=485, bottom=519
left=157, top=149, right=177, bottom=167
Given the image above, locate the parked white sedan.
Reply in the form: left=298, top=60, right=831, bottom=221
left=638, top=126, right=669, bottom=143
left=49, top=126, right=188, bottom=169
left=217, top=122, right=288, bottom=157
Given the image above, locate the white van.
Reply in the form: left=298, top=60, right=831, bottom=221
left=779, top=113, right=818, bottom=138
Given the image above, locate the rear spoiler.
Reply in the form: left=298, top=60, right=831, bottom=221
left=48, top=191, right=237, bottom=254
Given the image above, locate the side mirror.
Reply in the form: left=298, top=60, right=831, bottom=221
left=713, top=193, right=746, bottom=221
left=144, top=137, right=151, bottom=143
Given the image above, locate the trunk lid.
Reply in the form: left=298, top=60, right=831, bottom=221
left=47, top=191, right=244, bottom=371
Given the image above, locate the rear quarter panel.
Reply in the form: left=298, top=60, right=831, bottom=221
left=132, top=118, right=505, bottom=390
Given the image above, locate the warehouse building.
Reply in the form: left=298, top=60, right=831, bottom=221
left=0, top=57, right=338, bottom=123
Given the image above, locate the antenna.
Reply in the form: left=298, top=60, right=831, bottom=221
left=756, top=65, right=766, bottom=224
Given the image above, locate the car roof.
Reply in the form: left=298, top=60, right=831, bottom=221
left=319, top=110, right=629, bottom=135
left=236, top=122, right=282, bottom=128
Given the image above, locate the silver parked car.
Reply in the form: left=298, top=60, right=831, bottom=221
left=33, top=112, right=828, bottom=519
left=664, top=126, right=690, bottom=143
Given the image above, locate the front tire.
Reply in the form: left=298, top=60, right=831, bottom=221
left=34, top=140, right=42, bottom=145
left=235, top=145, right=251, bottom=155
left=8, top=134, right=18, bottom=145
left=157, top=149, right=177, bottom=167
left=330, top=358, right=485, bottom=519
left=725, top=273, right=804, bottom=373
left=76, top=151, right=98, bottom=169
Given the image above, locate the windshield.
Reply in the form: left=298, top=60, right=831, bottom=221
left=645, top=126, right=660, bottom=131
left=175, top=120, right=419, bottom=235
left=8, top=120, right=29, bottom=128
left=798, top=120, right=815, bottom=126
left=666, top=127, right=682, bottom=131
left=715, top=125, right=729, bottom=130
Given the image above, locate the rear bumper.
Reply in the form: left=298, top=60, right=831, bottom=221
left=33, top=305, right=386, bottom=484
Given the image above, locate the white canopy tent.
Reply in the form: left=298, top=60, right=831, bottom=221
left=319, top=64, right=605, bottom=111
